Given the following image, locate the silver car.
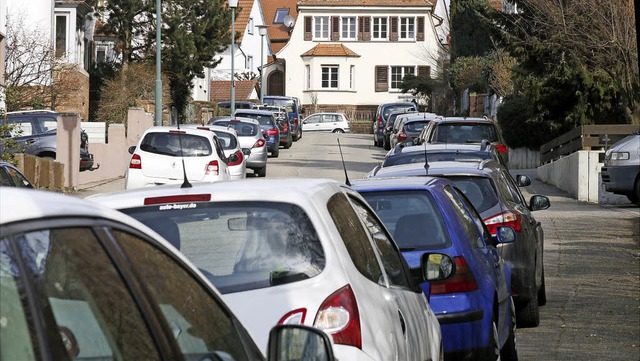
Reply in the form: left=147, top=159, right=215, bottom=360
left=601, top=133, right=640, bottom=204
left=184, top=124, right=250, bottom=180
left=211, top=117, right=268, bottom=177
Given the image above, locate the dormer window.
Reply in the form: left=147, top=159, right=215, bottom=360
left=274, top=8, right=289, bottom=24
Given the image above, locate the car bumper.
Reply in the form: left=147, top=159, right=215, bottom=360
left=125, top=171, right=228, bottom=190
left=265, top=136, right=279, bottom=151
left=498, top=240, right=536, bottom=301
left=246, top=149, right=267, bottom=169
left=601, top=165, right=639, bottom=194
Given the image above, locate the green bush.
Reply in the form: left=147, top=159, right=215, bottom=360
left=497, top=96, right=549, bottom=150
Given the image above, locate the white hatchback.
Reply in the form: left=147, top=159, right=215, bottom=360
left=125, top=126, right=232, bottom=189
left=301, top=112, right=350, bottom=133
left=184, top=124, right=249, bottom=180
left=88, top=178, right=443, bottom=361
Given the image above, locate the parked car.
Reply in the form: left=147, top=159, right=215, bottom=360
left=1, top=110, right=95, bottom=171
left=367, top=142, right=502, bottom=177
left=382, top=110, right=420, bottom=150
left=369, top=159, right=550, bottom=327
left=373, top=102, right=418, bottom=147
left=125, top=126, right=232, bottom=189
left=301, top=112, right=350, bottom=133
left=389, top=113, right=440, bottom=149
left=601, top=133, right=640, bottom=204
left=0, top=187, right=335, bottom=361
left=352, top=176, right=518, bottom=360
left=255, top=105, right=293, bottom=149
left=183, top=124, right=250, bottom=180
left=87, top=178, right=445, bottom=361
left=234, top=109, right=280, bottom=157
left=217, top=100, right=256, bottom=111
left=263, top=95, right=304, bottom=141
left=211, top=117, right=268, bottom=177
left=416, top=117, right=509, bottom=166
left=0, top=161, right=33, bottom=188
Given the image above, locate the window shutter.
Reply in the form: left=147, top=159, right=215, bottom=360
left=418, top=66, right=431, bottom=78
left=304, top=16, right=312, bottom=41
left=363, top=17, right=371, bottom=41
left=417, top=17, right=425, bottom=41
left=358, top=16, right=364, bottom=41
left=390, top=17, right=398, bottom=41
left=375, top=66, right=389, bottom=92
left=332, top=16, right=339, bottom=41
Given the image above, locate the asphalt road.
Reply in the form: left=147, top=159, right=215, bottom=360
left=74, top=131, right=640, bottom=360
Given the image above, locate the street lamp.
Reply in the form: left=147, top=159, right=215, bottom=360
left=256, top=25, right=268, bottom=103
left=229, top=0, right=238, bottom=115
left=154, top=0, right=162, bottom=125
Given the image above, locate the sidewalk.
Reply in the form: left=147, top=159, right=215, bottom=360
left=70, top=176, right=125, bottom=198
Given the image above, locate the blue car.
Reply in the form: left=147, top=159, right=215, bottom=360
left=352, top=177, right=518, bottom=360
left=233, top=109, right=280, bottom=157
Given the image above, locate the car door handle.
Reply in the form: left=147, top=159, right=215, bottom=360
left=398, top=310, right=406, bottom=335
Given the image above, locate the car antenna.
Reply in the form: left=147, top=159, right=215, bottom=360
left=337, top=138, right=351, bottom=186
left=423, top=141, right=430, bottom=174
left=175, top=115, right=192, bottom=188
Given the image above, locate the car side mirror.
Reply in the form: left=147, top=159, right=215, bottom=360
left=267, top=324, right=335, bottom=361
left=421, top=253, right=454, bottom=283
left=494, top=226, right=517, bottom=244
left=226, top=153, right=239, bottom=164
left=516, top=174, right=531, bottom=187
left=529, top=195, right=550, bottom=211
left=242, top=148, right=251, bottom=156
left=128, top=146, right=136, bottom=154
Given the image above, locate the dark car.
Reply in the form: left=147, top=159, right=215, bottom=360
left=233, top=109, right=280, bottom=157
left=0, top=161, right=33, bottom=188
left=383, top=110, right=417, bottom=150
left=2, top=110, right=95, bottom=171
left=416, top=117, right=509, bottom=166
left=369, top=159, right=551, bottom=327
left=352, top=176, right=518, bottom=360
left=0, top=187, right=336, bottom=361
left=373, top=102, right=418, bottom=147
left=262, top=96, right=304, bottom=141
left=254, top=105, right=293, bottom=149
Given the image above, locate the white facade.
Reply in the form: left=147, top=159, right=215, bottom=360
left=268, top=4, right=445, bottom=108
left=192, top=0, right=271, bottom=102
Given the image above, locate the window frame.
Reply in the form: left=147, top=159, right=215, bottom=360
left=372, top=17, right=388, bottom=40
left=313, top=16, right=330, bottom=40
left=390, top=66, right=416, bottom=90
left=340, top=16, right=357, bottom=40
left=399, top=17, right=416, bottom=40
left=321, top=65, right=339, bottom=89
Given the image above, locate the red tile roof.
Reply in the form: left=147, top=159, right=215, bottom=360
left=301, top=44, right=360, bottom=57
left=226, top=0, right=255, bottom=44
left=261, top=0, right=299, bottom=55
left=210, top=79, right=259, bottom=102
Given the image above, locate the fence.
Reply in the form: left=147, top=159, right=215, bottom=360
left=540, top=124, right=639, bottom=164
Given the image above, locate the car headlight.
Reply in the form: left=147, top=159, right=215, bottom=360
left=610, top=152, right=630, bottom=160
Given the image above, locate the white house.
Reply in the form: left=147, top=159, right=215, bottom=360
left=262, top=0, right=447, bottom=112
left=192, top=0, right=271, bottom=103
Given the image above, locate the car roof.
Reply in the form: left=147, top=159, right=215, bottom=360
left=351, top=176, right=447, bottom=191
left=371, top=160, right=500, bottom=178
left=389, top=143, right=491, bottom=156
left=182, top=124, right=238, bottom=135
left=213, top=117, right=260, bottom=125
left=436, top=116, right=494, bottom=124
left=87, top=178, right=349, bottom=209
left=141, top=126, right=218, bottom=138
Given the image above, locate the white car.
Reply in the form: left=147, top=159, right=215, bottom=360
left=301, top=112, right=351, bottom=133
left=0, top=187, right=336, bottom=361
left=88, top=178, right=444, bottom=361
left=125, top=126, right=232, bottom=189
left=184, top=124, right=250, bottom=180
left=211, top=117, right=269, bottom=177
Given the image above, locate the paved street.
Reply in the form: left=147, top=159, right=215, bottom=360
left=73, top=132, right=640, bottom=360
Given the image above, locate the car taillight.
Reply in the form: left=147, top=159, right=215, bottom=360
left=314, top=285, right=361, bottom=349
left=483, top=211, right=521, bottom=235
left=397, top=132, right=407, bottom=141
left=278, top=308, right=307, bottom=325
left=227, top=150, right=243, bottom=166
left=430, top=257, right=478, bottom=294
left=377, top=116, right=384, bottom=129
left=144, top=194, right=212, bottom=205
left=281, top=122, right=289, bottom=132
left=253, top=139, right=266, bottom=148
left=496, top=143, right=508, bottom=154
left=293, top=117, right=299, bottom=125
left=129, top=154, right=142, bottom=169
left=205, top=160, right=219, bottom=175
left=265, top=128, right=278, bottom=136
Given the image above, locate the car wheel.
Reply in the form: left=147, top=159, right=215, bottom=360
left=332, top=129, right=345, bottom=133
left=538, top=266, right=547, bottom=306
left=516, top=287, right=540, bottom=328
left=255, top=166, right=266, bottom=177
left=383, top=136, right=391, bottom=150
left=626, top=180, right=640, bottom=204
left=501, top=297, right=519, bottom=360
left=271, top=147, right=279, bottom=158
left=284, top=136, right=292, bottom=149
left=483, top=316, right=501, bottom=361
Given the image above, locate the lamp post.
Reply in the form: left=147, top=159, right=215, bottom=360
left=154, top=0, right=162, bottom=125
left=256, top=25, right=268, bottom=103
left=229, top=0, right=238, bottom=115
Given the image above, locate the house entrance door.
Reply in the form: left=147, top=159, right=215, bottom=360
left=268, top=70, right=284, bottom=96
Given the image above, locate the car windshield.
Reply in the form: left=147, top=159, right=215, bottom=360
left=433, top=123, right=498, bottom=143
left=263, top=98, right=295, bottom=113
left=359, top=190, right=451, bottom=251
left=383, top=151, right=492, bottom=167
left=214, top=121, right=259, bottom=137
left=445, top=176, right=500, bottom=213
left=139, top=132, right=212, bottom=157
left=121, top=201, right=325, bottom=294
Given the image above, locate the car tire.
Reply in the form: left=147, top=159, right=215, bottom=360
left=284, top=136, right=292, bottom=149
left=332, top=129, right=345, bottom=133
left=270, top=147, right=279, bottom=158
left=255, top=166, right=266, bottom=177
left=482, top=316, right=501, bottom=361
left=383, top=136, right=391, bottom=150
left=626, top=180, right=640, bottom=204
left=538, top=266, right=547, bottom=306
left=501, top=297, right=519, bottom=360
left=517, top=287, right=540, bottom=328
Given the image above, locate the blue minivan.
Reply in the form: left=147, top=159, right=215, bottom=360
left=262, top=96, right=304, bottom=141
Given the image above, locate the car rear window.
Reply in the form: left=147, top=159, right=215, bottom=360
left=359, top=190, right=451, bottom=250
left=139, top=132, right=212, bottom=157
left=433, top=123, right=498, bottom=143
left=235, top=113, right=275, bottom=126
left=383, top=151, right=492, bottom=167
left=404, top=120, right=430, bottom=133
left=212, top=131, right=237, bottom=150
left=444, top=176, right=499, bottom=214
left=121, top=201, right=325, bottom=294
left=383, top=105, right=416, bottom=120
left=215, top=121, right=259, bottom=137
